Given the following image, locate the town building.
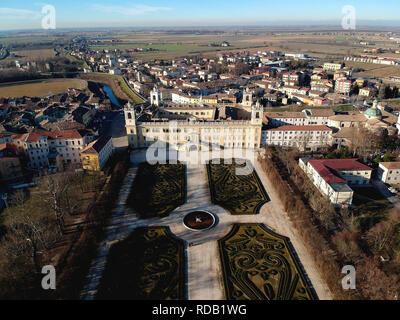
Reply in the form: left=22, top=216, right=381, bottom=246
left=323, top=63, right=344, bottom=72
left=299, top=158, right=373, bottom=206
left=124, top=102, right=263, bottom=151
left=377, top=162, right=400, bottom=184
left=262, top=125, right=332, bottom=151
left=81, top=136, right=114, bottom=171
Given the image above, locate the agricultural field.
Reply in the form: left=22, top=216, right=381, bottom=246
left=218, top=224, right=316, bottom=300
left=207, top=159, right=269, bottom=215
left=0, top=79, right=87, bottom=98
left=344, top=61, right=400, bottom=78
left=10, top=49, right=56, bottom=61
left=127, top=162, right=186, bottom=219
left=95, top=227, right=185, bottom=300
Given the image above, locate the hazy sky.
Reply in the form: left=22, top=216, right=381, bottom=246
left=1, top=0, right=400, bottom=31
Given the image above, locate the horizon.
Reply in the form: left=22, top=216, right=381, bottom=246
left=1, top=0, right=400, bottom=31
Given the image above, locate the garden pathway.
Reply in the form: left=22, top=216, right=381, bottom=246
left=81, top=150, right=332, bottom=300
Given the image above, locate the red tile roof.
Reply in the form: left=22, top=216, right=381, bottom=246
left=308, top=159, right=372, bottom=184
left=268, top=125, right=332, bottom=131
left=23, top=130, right=84, bottom=142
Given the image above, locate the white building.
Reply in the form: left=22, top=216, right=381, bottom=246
left=265, top=109, right=334, bottom=127
left=13, top=130, right=95, bottom=170
left=125, top=102, right=263, bottom=151
left=262, top=125, right=333, bottom=151
left=299, top=158, right=373, bottom=206
left=323, top=63, right=343, bottom=72
left=377, top=162, right=400, bottom=184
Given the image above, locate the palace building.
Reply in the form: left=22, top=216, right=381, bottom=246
left=124, top=102, right=263, bottom=151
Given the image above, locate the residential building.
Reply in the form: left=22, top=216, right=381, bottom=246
left=323, top=63, right=344, bottom=72
left=299, top=158, right=373, bottom=206
left=377, top=162, right=400, bottom=184
left=81, top=136, right=114, bottom=171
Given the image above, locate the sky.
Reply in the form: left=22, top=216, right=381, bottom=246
left=0, top=0, right=400, bottom=31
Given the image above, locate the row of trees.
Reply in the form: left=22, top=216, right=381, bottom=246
left=0, top=171, right=105, bottom=298
left=260, top=146, right=400, bottom=300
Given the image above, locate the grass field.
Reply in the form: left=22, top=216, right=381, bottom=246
left=10, top=49, right=56, bottom=61
left=345, top=61, right=400, bottom=78
left=0, top=79, right=88, bottom=98
left=218, top=224, right=316, bottom=300
left=352, top=187, right=394, bottom=233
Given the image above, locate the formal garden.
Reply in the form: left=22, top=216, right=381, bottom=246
left=207, top=159, right=270, bottom=215
left=95, top=227, right=185, bottom=300
left=127, top=162, right=186, bottom=219
left=218, top=224, right=316, bottom=300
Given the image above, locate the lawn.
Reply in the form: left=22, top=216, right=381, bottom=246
left=218, top=224, right=316, bottom=300
left=95, top=227, right=185, bottom=300
left=352, top=187, right=394, bottom=233
left=207, top=159, right=269, bottom=215
left=0, top=79, right=87, bottom=98
left=127, top=162, right=186, bottom=219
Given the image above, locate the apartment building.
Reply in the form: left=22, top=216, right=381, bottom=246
left=377, top=162, right=400, bottom=184
left=335, top=78, right=352, bottom=95
left=299, top=158, right=373, bottom=206
left=323, top=63, right=344, bottom=72
left=81, top=136, right=114, bottom=171
left=12, top=129, right=96, bottom=170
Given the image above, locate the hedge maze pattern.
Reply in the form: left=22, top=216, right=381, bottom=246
left=218, top=224, right=316, bottom=300
left=207, top=159, right=269, bottom=215
left=96, top=227, right=185, bottom=300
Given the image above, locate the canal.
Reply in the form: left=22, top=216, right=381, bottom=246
left=103, top=85, right=122, bottom=109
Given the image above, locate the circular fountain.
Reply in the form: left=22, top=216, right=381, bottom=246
left=183, top=211, right=216, bottom=231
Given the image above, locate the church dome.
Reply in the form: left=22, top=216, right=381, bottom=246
left=365, top=106, right=382, bottom=117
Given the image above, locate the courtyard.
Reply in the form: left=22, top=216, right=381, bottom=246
left=81, top=150, right=332, bottom=300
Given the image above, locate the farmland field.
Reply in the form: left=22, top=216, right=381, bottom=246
left=10, top=49, right=56, bottom=61
left=0, top=79, right=87, bottom=98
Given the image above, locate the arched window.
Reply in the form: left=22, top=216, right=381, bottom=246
left=128, top=113, right=132, bottom=119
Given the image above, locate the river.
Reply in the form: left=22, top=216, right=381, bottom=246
left=103, top=85, right=122, bottom=108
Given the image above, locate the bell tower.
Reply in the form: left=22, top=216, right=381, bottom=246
left=150, top=86, right=161, bottom=106
left=242, top=88, right=253, bottom=107
left=251, top=100, right=263, bottom=125
left=124, top=102, right=138, bottom=148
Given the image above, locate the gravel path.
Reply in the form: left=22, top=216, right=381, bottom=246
left=81, top=150, right=332, bottom=300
